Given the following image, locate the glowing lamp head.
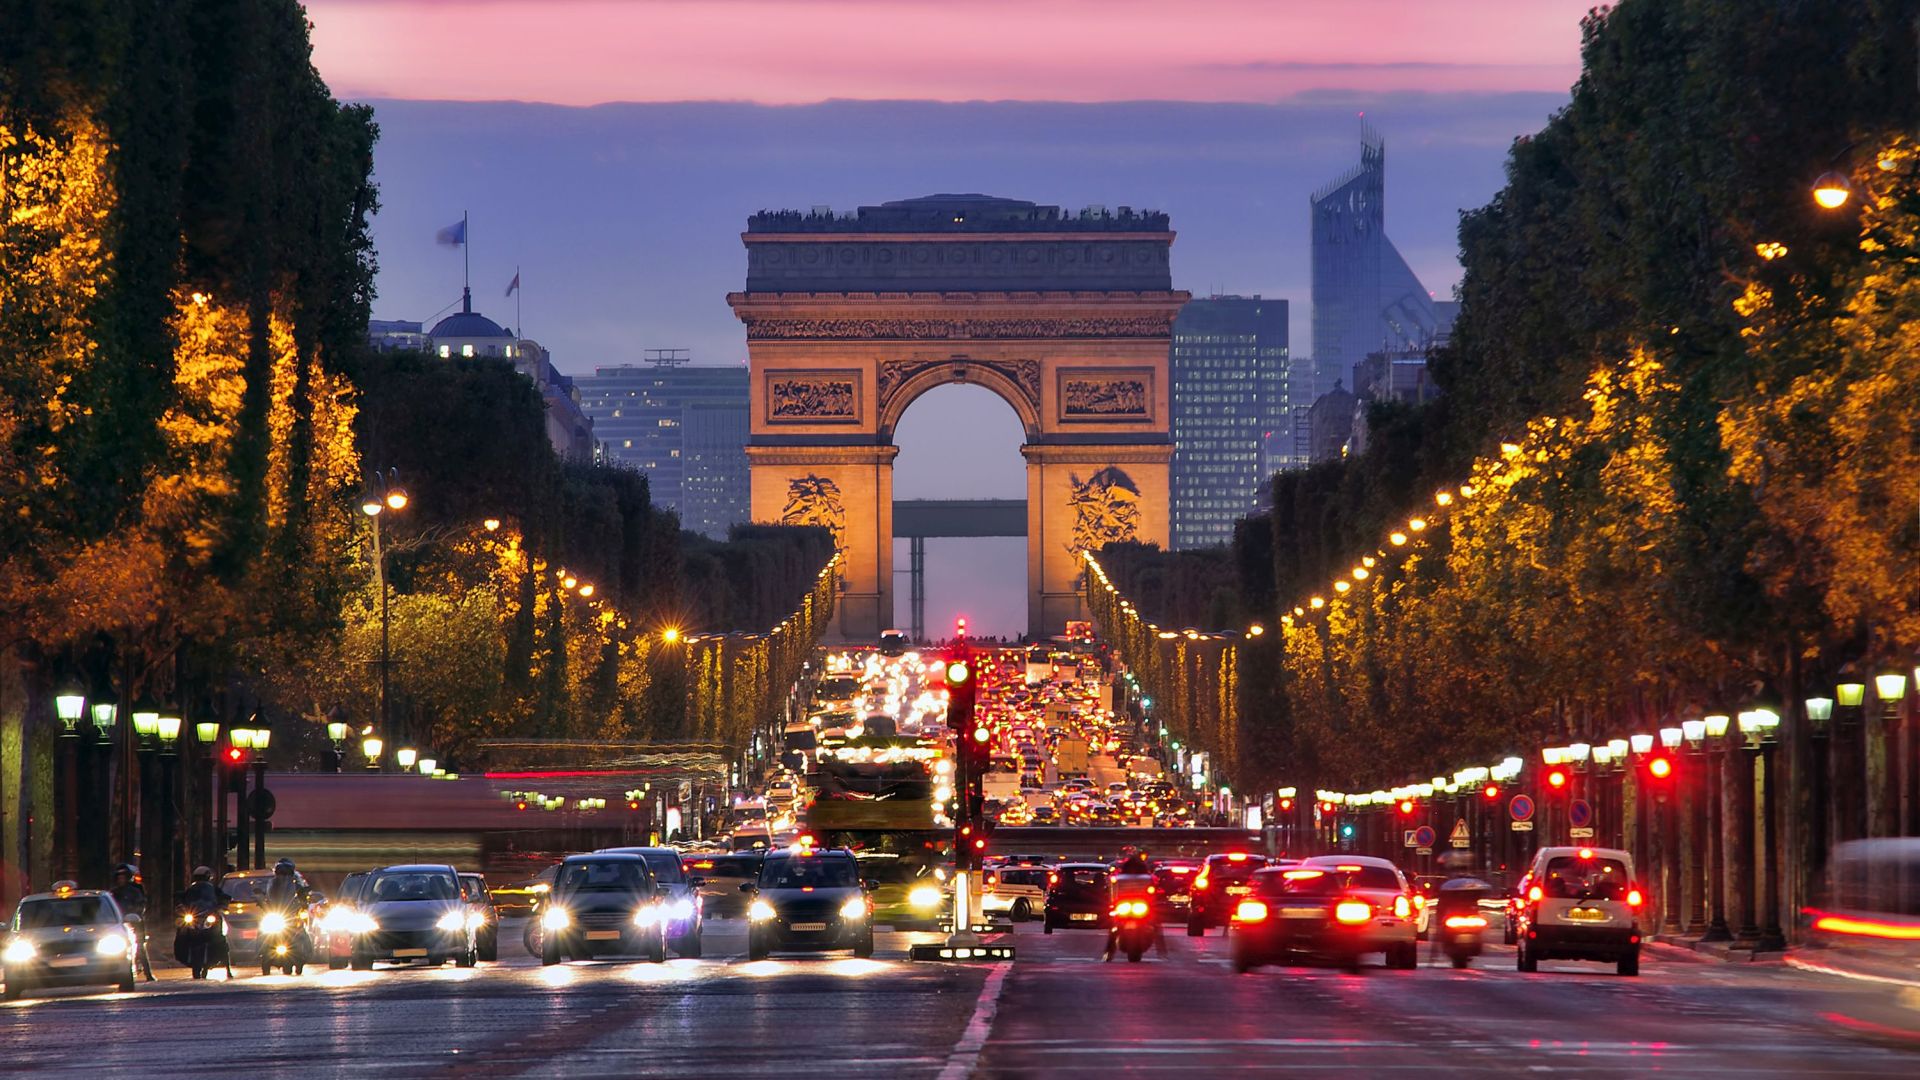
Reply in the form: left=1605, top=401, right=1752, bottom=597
left=1812, top=171, right=1852, bottom=209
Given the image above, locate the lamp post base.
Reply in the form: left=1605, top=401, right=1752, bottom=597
left=1700, top=919, right=1734, bottom=944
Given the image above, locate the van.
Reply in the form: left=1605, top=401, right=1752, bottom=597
left=1514, top=845, right=1643, bottom=976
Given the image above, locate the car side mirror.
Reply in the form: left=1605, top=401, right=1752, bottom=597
left=863, top=879, right=878, bottom=892
left=688, top=876, right=707, bottom=888
left=738, top=882, right=757, bottom=894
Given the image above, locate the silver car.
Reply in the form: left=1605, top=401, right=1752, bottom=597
left=4, top=884, right=140, bottom=999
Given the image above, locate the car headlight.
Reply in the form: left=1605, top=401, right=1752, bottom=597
left=436, top=910, right=468, bottom=932
left=4, top=938, right=35, bottom=963
left=908, top=886, right=942, bottom=910
left=259, top=912, right=288, bottom=935
left=749, top=900, right=777, bottom=922
left=95, top=934, right=129, bottom=956
left=666, top=898, right=695, bottom=922
left=541, top=906, right=571, bottom=931
left=632, top=905, right=659, bottom=928
left=839, top=897, right=868, bottom=921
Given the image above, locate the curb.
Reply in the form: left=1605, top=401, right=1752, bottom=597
left=1646, top=934, right=1787, bottom=964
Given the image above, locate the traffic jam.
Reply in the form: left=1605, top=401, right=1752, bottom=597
left=4, top=629, right=1645, bottom=1002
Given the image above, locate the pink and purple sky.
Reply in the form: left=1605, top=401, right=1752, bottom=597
left=305, top=0, right=1593, bottom=105
left=309, top=1, right=1597, bottom=638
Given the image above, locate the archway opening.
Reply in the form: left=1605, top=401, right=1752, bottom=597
left=891, top=383, right=1028, bottom=642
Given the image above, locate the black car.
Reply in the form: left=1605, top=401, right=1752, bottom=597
left=1187, top=853, right=1272, bottom=935
left=745, top=848, right=874, bottom=959
left=347, top=864, right=477, bottom=970
left=1042, top=863, right=1112, bottom=933
left=540, top=854, right=667, bottom=965
left=596, top=847, right=705, bottom=957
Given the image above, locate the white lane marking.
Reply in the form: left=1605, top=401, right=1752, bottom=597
left=937, top=962, right=1010, bottom=1080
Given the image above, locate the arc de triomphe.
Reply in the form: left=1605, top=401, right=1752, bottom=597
left=729, top=194, right=1186, bottom=640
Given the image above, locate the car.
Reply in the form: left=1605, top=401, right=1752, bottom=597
left=217, top=868, right=319, bottom=963
left=1229, top=857, right=1420, bottom=973
left=3, top=883, right=139, bottom=999
left=1030, top=806, right=1058, bottom=824
left=597, top=847, right=705, bottom=957
left=1042, top=863, right=1113, bottom=933
left=1150, top=860, right=1201, bottom=919
left=766, top=776, right=801, bottom=805
left=345, top=864, right=478, bottom=970
left=1186, top=853, right=1272, bottom=935
left=982, top=866, right=1047, bottom=923
left=1514, top=846, right=1643, bottom=976
left=489, top=863, right=558, bottom=918
left=746, top=847, right=875, bottom=959
left=683, top=852, right=764, bottom=919
left=459, top=873, right=500, bottom=962
left=540, top=853, right=668, bottom=965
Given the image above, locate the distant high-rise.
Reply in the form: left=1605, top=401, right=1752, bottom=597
left=1169, top=296, right=1292, bottom=550
left=1309, top=127, right=1455, bottom=402
left=574, top=354, right=750, bottom=538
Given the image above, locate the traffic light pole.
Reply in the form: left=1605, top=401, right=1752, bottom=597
left=948, top=636, right=980, bottom=948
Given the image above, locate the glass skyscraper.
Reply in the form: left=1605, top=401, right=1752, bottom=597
left=574, top=358, right=750, bottom=538
left=1309, top=126, right=1455, bottom=402
left=1169, top=296, right=1291, bottom=550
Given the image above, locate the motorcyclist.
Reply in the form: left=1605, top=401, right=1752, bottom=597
left=1103, top=851, right=1164, bottom=961
left=109, top=863, right=154, bottom=982
left=262, top=858, right=309, bottom=913
left=181, top=865, right=226, bottom=911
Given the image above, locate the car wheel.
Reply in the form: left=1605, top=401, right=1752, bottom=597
left=293, top=963, right=306, bottom=976
left=1043, top=918, right=1054, bottom=935
left=1517, top=938, right=1537, bottom=973
left=1394, top=943, right=1419, bottom=970
left=1451, top=955, right=1470, bottom=969
left=1011, top=900, right=1031, bottom=923
left=260, top=962, right=273, bottom=976
left=541, top=937, right=561, bottom=966
left=2, top=972, right=23, bottom=1000
left=676, top=935, right=702, bottom=959
left=854, top=934, right=874, bottom=959
left=479, top=928, right=498, bottom=963
left=118, top=969, right=137, bottom=993
left=351, top=953, right=373, bottom=972
left=1125, top=945, right=1143, bottom=963
left=1231, top=944, right=1257, bottom=974
left=457, top=945, right=476, bottom=969
left=1186, top=919, right=1204, bottom=938
left=748, top=936, right=769, bottom=962
left=649, top=933, right=667, bottom=964
left=328, top=955, right=347, bottom=970
left=1618, top=953, right=1639, bottom=977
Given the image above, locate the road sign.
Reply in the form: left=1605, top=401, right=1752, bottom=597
left=1509, top=794, right=1535, bottom=822
left=1449, top=818, right=1471, bottom=848
left=1511, top=820, right=1535, bottom=832
left=1569, top=827, right=1596, bottom=839
left=1568, top=799, right=1593, bottom=829
left=1403, top=830, right=1418, bottom=848
left=247, top=787, right=276, bottom=822
left=1413, top=825, right=1437, bottom=849
left=1416, top=848, right=1433, bottom=856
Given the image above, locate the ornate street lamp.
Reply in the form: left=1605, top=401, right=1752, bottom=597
left=157, top=714, right=182, bottom=754
left=396, top=746, right=418, bottom=772
left=1629, top=733, right=1654, bottom=756
left=417, top=757, right=438, bottom=777
left=1681, top=719, right=1706, bottom=748
left=54, top=690, right=85, bottom=736
left=90, top=701, right=117, bottom=743
left=132, top=709, right=162, bottom=745
left=1659, top=727, right=1684, bottom=751
left=361, top=735, right=384, bottom=769
left=1812, top=171, right=1852, bottom=209
left=194, top=721, right=220, bottom=746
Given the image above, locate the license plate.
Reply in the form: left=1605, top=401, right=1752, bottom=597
left=1226, top=886, right=1251, bottom=895
left=240, top=930, right=258, bottom=939
left=585, top=930, right=621, bottom=941
left=790, top=922, right=827, bottom=932
left=1565, top=907, right=1611, bottom=923
left=50, top=956, right=88, bottom=968
left=393, top=948, right=429, bottom=957
left=1282, top=907, right=1323, bottom=919
left=1070, top=913, right=1097, bottom=922
left=1170, top=894, right=1190, bottom=903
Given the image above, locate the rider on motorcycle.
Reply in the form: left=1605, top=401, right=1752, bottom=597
left=109, top=863, right=155, bottom=982
left=181, top=865, right=225, bottom=910
left=176, top=866, right=231, bottom=978
left=263, top=859, right=310, bottom=912
left=1103, top=851, right=1165, bottom=961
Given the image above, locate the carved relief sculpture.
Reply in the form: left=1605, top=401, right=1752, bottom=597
left=1059, top=370, right=1152, bottom=421
left=1066, top=466, right=1141, bottom=555
left=876, top=357, right=1042, bottom=420
left=767, top=372, right=859, bottom=422
left=780, top=475, right=847, bottom=546
left=743, top=316, right=1176, bottom=341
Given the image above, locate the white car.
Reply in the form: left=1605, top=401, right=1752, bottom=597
left=982, top=867, right=1048, bottom=923
left=3, top=884, right=139, bottom=999
left=1515, top=846, right=1643, bottom=976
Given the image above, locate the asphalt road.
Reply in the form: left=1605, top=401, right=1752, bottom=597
left=5, top=918, right=1917, bottom=1078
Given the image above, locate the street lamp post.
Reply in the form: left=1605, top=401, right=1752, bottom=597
left=53, top=689, right=85, bottom=882
left=1681, top=718, right=1708, bottom=933
left=1805, top=696, right=1834, bottom=880
left=1732, top=711, right=1766, bottom=945
left=1872, top=673, right=1905, bottom=839
left=1750, top=709, right=1786, bottom=951
left=1658, top=727, right=1684, bottom=932
left=1701, top=714, right=1734, bottom=943
left=250, top=724, right=271, bottom=869
left=362, top=470, right=411, bottom=770
left=1835, top=682, right=1867, bottom=844
left=194, top=721, right=220, bottom=873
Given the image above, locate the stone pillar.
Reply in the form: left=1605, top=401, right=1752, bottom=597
left=1022, top=442, right=1171, bottom=641
left=747, top=446, right=896, bottom=642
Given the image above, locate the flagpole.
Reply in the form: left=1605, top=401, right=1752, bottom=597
left=463, top=210, right=471, bottom=302
left=515, top=265, right=522, bottom=341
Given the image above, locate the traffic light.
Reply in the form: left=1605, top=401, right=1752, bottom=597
left=1546, top=768, right=1569, bottom=791
left=1483, top=784, right=1501, bottom=801
left=1278, top=797, right=1294, bottom=812
left=1398, top=799, right=1417, bottom=816
left=1647, top=755, right=1674, bottom=780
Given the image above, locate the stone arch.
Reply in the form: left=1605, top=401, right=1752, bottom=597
left=875, top=357, right=1043, bottom=444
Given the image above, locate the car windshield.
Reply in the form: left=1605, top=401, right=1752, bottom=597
left=557, top=861, right=649, bottom=894
left=860, top=859, right=939, bottom=884
left=634, top=853, right=684, bottom=883
left=17, top=897, right=109, bottom=928
left=1541, top=855, right=1632, bottom=900
left=686, top=855, right=761, bottom=879
left=761, top=857, right=858, bottom=889
left=1056, top=868, right=1110, bottom=894
left=1266, top=865, right=1402, bottom=897
left=999, top=869, right=1046, bottom=887
left=368, top=872, right=459, bottom=902
left=220, top=876, right=271, bottom=901
left=1206, top=856, right=1266, bottom=881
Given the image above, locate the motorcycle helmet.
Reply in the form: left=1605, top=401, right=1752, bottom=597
left=113, top=862, right=138, bottom=881
left=273, top=858, right=296, bottom=875
left=191, top=866, right=213, bottom=881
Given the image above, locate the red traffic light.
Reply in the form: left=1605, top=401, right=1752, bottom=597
left=1648, top=756, right=1674, bottom=779
left=1320, top=801, right=1334, bottom=813
left=971, top=725, right=990, bottom=743
left=1398, top=799, right=1416, bottom=815
left=1484, top=784, right=1500, bottom=800
left=1278, top=798, right=1293, bottom=812
left=1546, top=769, right=1568, bottom=790
left=515, top=800, right=528, bottom=811
left=226, top=747, right=243, bottom=763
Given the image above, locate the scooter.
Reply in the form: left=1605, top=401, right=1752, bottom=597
left=175, top=905, right=229, bottom=980
left=1433, top=878, right=1496, bottom=969
left=258, top=909, right=313, bottom=975
left=1107, top=899, right=1160, bottom=963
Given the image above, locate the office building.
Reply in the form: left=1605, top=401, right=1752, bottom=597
left=1309, top=127, right=1456, bottom=402
left=574, top=354, right=750, bottom=538
left=1169, top=296, right=1292, bottom=550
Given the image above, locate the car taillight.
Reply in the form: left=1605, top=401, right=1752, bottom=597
left=1048, top=872, right=1058, bottom=887
left=1527, top=886, right=1543, bottom=902
left=1233, top=900, right=1269, bottom=923
left=1334, top=900, right=1372, bottom=925
left=1194, top=873, right=1211, bottom=891
left=1443, top=914, right=1488, bottom=930
left=1393, top=895, right=1412, bottom=919
left=1627, top=888, right=1643, bottom=908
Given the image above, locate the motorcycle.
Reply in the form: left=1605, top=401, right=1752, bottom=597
left=174, top=904, right=230, bottom=980
left=258, top=908, right=314, bottom=976
left=1107, top=898, right=1159, bottom=963
left=1434, top=878, right=1496, bottom=969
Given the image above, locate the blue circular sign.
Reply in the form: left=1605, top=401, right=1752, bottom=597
left=1568, top=799, right=1593, bottom=828
left=1509, top=794, right=1535, bottom=822
left=1413, top=825, right=1437, bottom=848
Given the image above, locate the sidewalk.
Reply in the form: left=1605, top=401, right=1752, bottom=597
left=1651, top=931, right=1920, bottom=987
left=1648, top=932, right=1787, bottom=964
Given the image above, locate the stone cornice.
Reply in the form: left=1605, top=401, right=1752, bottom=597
left=745, top=445, right=900, bottom=466
left=742, top=231, right=1176, bottom=245
left=729, top=290, right=1190, bottom=341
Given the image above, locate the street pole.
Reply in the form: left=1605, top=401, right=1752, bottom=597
left=1733, top=740, right=1761, bottom=945
left=1702, top=720, right=1733, bottom=943
left=1758, top=738, right=1786, bottom=951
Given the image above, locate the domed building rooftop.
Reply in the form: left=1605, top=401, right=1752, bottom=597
left=429, top=310, right=511, bottom=339
left=428, top=289, right=518, bottom=360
